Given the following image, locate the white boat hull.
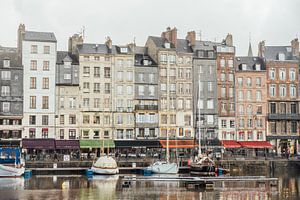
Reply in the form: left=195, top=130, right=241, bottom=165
left=148, top=162, right=178, bottom=174
left=0, top=164, right=25, bottom=177
left=91, top=166, right=119, bottom=175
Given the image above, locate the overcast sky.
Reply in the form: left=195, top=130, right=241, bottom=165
left=1, top=0, right=299, bottom=55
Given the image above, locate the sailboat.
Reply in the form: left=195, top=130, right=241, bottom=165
left=0, top=148, right=25, bottom=177
left=91, top=140, right=119, bottom=175
left=147, top=56, right=178, bottom=174
left=190, top=69, right=216, bottom=176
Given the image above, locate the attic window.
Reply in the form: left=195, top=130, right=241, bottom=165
left=286, top=47, right=292, bottom=52
left=278, top=53, right=285, bottom=61
left=143, top=60, right=149, bottom=66
left=164, top=42, right=170, bottom=49
left=242, top=64, right=247, bottom=70
left=120, top=47, right=128, bottom=53
left=255, top=64, right=261, bottom=71
left=3, top=59, right=10, bottom=68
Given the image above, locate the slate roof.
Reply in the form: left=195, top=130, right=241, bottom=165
left=0, top=52, right=22, bottom=68
left=193, top=40, right=219, bottom=51
left=264, top=46, right=298, bottom=61
left=77, top=43, right=117, bottom=55
left=24, top=31, right=56, bottom=42
left=56, top=51, right=79, bottom=65
left=235, top=56, right=266, bottom=71
left=0, top=46, right=17, bottom=53
left=134, top=46, right=156, bottom=66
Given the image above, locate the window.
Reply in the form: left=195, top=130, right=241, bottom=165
left=105, top=83, right=110, bottom=94
left=229, top=87, right=234, bottom=98
left=246, top=77, right=252, bottom=87
left=82, top=130, right=89, bottom=138
left=256, top=77, right=261, bottom=87
left=138, top=86, right=144, bottom=96
left=42, top=115, right=48, bottom=125
left=221, top=73, right=225, bottom=81
left=186, top=99, right=191, bottom=109
left=30, top=77, right=36, bottom=89
left=238, top=105, right=244, bottom=114
left=239, top=119, right=245, bottom=127
left=207, top=115, right=214, bottom=125
left=69, top=130, right=76, bottom=139
left=160, top=83, right=166, bottom=92
left=184, top=115, right=191, bottom=126
left=44, top=46, right=50, bottom=54
left=170, top=97, right=176, bottom=109
left=256, top=119, right=263, bottom=128
left=29, top=115, right=36, bottom=125
left=161, top=68, right=167, bottom=77
left=269, top=84, right=276, bottom=97
left=170, top=83, right=176, bottom=93
left=178, top=68, right=184, bottom=78
left=30, top=60, right=37, bottom=70
left=43, top=61, right=49, bottom=70
left=221, top=120, right=226, bottom=128
left=279, top=69, right=286, bottom=80
left=83, top=66, right=90, bottom=76
left=170, top=114, right=176, bottom=124
left=117, top=115, right=123, bottom=124
left=256, top=91, right=262, bottom=101
left=228, top=59, right=233, bottom=68
left=221, top=102, right=226, bottom=112
left=69, top=115, right=76, bottom=124
left=83, top=56, right=89, bottom=61
left=117, top=71, right=123, bottom=81
left=237, top=78, right=243, bottom=87
left=185, top=83, right=191, bottom=94
left=291, top=103, right=297, bottom=114
left=230, top=120, right=235, bottom=128
left=220, top=59, right=225, bottom=68
left=207, top=82, right=212, bottom=92
left=170, top=68, right=176, bottom=77
left=60, top=130, right=64, bottom=139
left=161, top=97, right=167, bottom=109
left=105, top=57, right=110, bottom=61
left=94, top=98, right=100, bottom=108
left=279, top=84, right=286, bottom=97
left=1, top=86, right=9, bottom=96
left=42, top=96, right=49, bottom=109
left=3, top=59, right=10, bottom=68
left=94, top=67, right=100, bottom=77
left=270, top=103, right=276, bottom=114
left=94, top=83, right=100, bottom=93
left=94, top=56, right=100, bottom=61
left=83, top=115, right=90, bottom=124
left=1, top=71, right=11, bottom=80
left=242, top=64, right=247, bottom=70
left=186, top=69, right=191, bottom=79
left=247, top=131, right=253, bottom=140
left=69, top=97, right=76, bottom=108
left=31, top=45, right=37, bottom=54
left=42, top=77, right=49, bottom=89
left=228, top=74, right=234, bottom=82
left=94, top=116, right=100, bottom=124
left=280, top=103, right=286, bottom=114
left=221, top=87, right=226, bottom=98
left=126, top=71, right=133, bottom=81
left=207, top=99, right=214, bottom=109
left=30, top=96, right=36, bottom=109
left=160, top=54, right=167, bottom=63
left=290, top=84, right=296, bottom=97
left=149, top=86, right=155, bottom=96
left=64, top=74, right=71, bottom=80
left=269, top=68, right=275, bottom=80
left=2, top=102, right=10, bottom=112
left=289, top=69, right=296, bottom=81
left=247, top=104, right=253, bottom=115
left=60, top=115, right=64, bottom=125
left=104, top=98, right=110, bottom=108
left=83, top=98, right=89, bottom=107
left=247, top=119, right=253, bottom=128
left=291, top=121, right=297, bottom=133
left=104, top=67, right=110, bottom=78
left=257, top=105, right=262, bottom=114
left=255, top=64, right=261, bottom=71
left=169, top=55, right=176, bottom=64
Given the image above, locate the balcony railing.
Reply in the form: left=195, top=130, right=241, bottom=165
left=268, top=113, right=300, bottom=120
left=135, top=105, right=158, bottom=110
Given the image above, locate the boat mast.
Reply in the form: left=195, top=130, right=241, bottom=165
left=198, top=68, right=202, bottom=157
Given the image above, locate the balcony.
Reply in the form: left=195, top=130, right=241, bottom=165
left=135, top=105, right=158, bottom=110
left=268, top=113, right=300, bottom=120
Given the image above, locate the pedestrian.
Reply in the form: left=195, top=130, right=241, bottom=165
left=54, top=151, right=59, bottom=162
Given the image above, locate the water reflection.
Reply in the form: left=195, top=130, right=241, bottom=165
left=0, top=171, right=298, bottom=200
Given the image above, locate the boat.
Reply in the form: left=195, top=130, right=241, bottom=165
left=91, top=156, right=119, bottom=175
left=189, top=70, right=216, bottom=176
left=0, top=147, right=25, bottom=177
left=147, top=57, right=178, bottom=174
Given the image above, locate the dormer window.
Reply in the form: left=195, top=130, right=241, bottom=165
left=164, top=42, right=170, bottom=49
left=242, top=64, right=247, bottom=70
left=64, top=61, right=71, bottom=68
left=255, top=64, right=261, bottom=71
left=143, top=60, right=149, bottom=66
left=120, top=47, right=128, bottom=53
left=3, top=59, right=10, bottom=68
left=278, top=53, right=285, bottom=61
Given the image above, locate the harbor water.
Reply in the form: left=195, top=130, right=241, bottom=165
left=0, top=167, right=299, bottom=200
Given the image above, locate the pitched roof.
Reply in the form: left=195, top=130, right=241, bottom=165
left=56, top=51, right=79, bottom=65
left=147, top=36, right=193, bottom=53
left=264, top=46, right=297, bottom=61
left=235, top=56, right=266, bottom=71
left=77, top=43, right=117, bottom=55
left=24, top=31, right=56, bottom=42
left=0, top=52, right=22, bottom=68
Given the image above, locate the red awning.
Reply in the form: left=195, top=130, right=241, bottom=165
left=160, top=140, right=195, bottom=149
left=42, top=128, right=48, bottom=132
left=239, top=141, right=273, bottom=149
left=221, top=140, right=241, bottom=148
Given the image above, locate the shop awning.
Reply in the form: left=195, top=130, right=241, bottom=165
left=80, top=140, right=115, bottom=148
left=239, top=141, right=273, bottom=149
left=22, top=139, right=55, bottom=150
left=114, top=140, right=161, bottom=148
left=221, top=140, right=241, bottom=148
left=55, top=140, right=80, bottom=150
left=160, top=140, right=195, bottom=149
left=0, top=140, right=21, bottom=147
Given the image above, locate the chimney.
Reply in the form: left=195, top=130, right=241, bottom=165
left=105, top=36, right=113, bottom=52
left=186, top=31, right=196, bottom=46
left=291, top=38, right=299, bottom=57
left=17, top=23, right=25, bottom=54
left=68, top=34, right=83, bottom=54
left=161, top=27, right=177, bottom=48
left=224, top=34, right=233, bottom=46
left=258, top=41, right=265, bottom=57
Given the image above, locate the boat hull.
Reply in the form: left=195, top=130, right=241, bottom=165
left=148, top=162, right=178, bottom=174
left=190, top=164, right=216, bottom=176
left=0, top=164, right=25, bottom=177
left=91, top=166, right=119, bottom=175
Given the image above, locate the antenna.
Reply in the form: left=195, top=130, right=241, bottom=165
left=133, top=36, right=136, bottom=45
left=197, top=30, right=202, bottom=41
left=81, top=26, right=86, bottom=39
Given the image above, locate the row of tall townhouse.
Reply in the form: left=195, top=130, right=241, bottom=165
left=1, top=24, right=300, bottom=155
